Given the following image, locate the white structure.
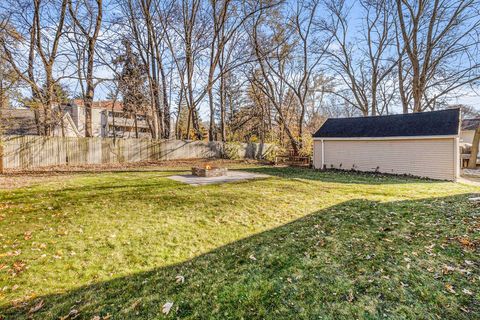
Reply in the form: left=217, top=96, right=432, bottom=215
left=313, top=109, right=461, bottom=181
left=460, top=118, right=479, bottom=145
left=64, top=100, right=151, bottom=138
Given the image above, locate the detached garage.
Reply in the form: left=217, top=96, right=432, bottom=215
left=312, top=109, right=461, bottom=181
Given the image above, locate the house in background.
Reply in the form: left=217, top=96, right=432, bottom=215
left=460, top=118, right=480, bottom=145
left=312, top=109, right=461, bottom=181
left=1, top=100, right=152, bottom=138
left=0, top=108, right=80, bottom=137
left=64, top=100, right=152, bottom=138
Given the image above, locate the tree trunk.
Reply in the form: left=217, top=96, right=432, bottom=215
left=186, top=107, right=192, bottom=140
left=208, top=87, right=215, bottom=141
left=134, top=113, right=139, bottom=138
left=0, top=79, right=3, bottom=173
left=84, top=99, right=92, bottom=137
left=84, top=36, right=97, bottom=137
left=111, top=105, right=116, bottom=143
left=150, top=59, right=163, bottom=138
left=192, top=108, right=202, bottom=140
left=0, top=79, right=4, bottom=111
left=468, top=127, right=480, bottom=168
left=44, top=72, right=53, bottom=136
left=219, top=74, right=226, bottom=142
left=0, top=142, right=3, bottom=174
left=159, top=59, right=170, bottom=139
left=175, top=92, right=184, bottom=139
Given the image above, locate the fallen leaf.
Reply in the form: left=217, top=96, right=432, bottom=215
left=0, top=251, right=21, bottom=258
left=175, top=275, right=185, bottom=284
left=460, top=306, right=470, bottom=313
left=445, top=284, right=456, bottom=294
left=60, top=309, right=79, bottom=320
left=347, top=290, right=354, bottom=302
left=130, top=299, right=141, bottom=310
left=457, top=237, right=477, bottom=250
left=28, top=299, right=44, bottom=314
left=462, top=288, right=473, bottom=295
left=162, top=302, right=173, bottom=315
left=442, top=265, right=455, bottom=274
left=12, top=261, right=26, bottom=275
left=24, top=231, right=32, bottom=240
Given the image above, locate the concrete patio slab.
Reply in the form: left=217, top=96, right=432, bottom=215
left=458, top=176, right=480, bottom=187
left=167, top=170, right=270, bottom=186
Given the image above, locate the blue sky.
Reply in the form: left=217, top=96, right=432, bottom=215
left=77, top=0, right=480, bottom=116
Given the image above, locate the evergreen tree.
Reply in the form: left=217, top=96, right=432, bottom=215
left=113, top=40, right=151, bottom=138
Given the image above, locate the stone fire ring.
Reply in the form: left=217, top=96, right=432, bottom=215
left=191, top=166, right=228, bottom=178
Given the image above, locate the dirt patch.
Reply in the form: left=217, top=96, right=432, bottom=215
left=0, top=159, right=267, bottom=190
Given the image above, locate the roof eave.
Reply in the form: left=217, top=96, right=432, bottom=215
left=312, top=134, right=459, bottom=141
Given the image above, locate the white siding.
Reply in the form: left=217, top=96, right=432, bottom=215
left=313, top=138, right=458, bottom=181
left=460, top=130, right=475, bottom=144
left=70, top=106, right=103, bottom=137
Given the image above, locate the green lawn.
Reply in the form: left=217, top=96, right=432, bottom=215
left=0, top=166, right=479, bottom=319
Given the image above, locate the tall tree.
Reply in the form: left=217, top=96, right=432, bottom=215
left=1, top=0, right=68, bottom=135
left=67, top=0, right=103, bottom=137
left=114, top=41, right=151, bottom=139
left=251, top=0, right=330, bottom=153
left=396, top=0, right=480, bottom=112
left=0, top=21, right=21, bottom=111
left=326, top=0, right=397, bottom=116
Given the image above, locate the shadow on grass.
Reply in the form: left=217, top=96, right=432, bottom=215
left=243, top=166, right=445, bottom=185
left=1, top=194, right=478, bottom=319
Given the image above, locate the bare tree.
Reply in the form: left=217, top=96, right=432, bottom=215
left=396, top=0, right=480, bottom=112
left=67, top=0, right=102, bottom=137
left=0, top=20, right=21, bottom=111
left=1, top=0, right=68, bottom=135
left=250, top=0, right=330, bottom=153
left=326, top=0, right=397, bottom=116
left=204, top=0, right=279, bottom=141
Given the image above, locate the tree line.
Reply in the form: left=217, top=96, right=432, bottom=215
left=1, top=0, right=480, bottom=154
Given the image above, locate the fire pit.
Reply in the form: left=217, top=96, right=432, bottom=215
left=192, top=164, right=228, bottom=177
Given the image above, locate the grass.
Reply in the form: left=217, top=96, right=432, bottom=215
left=0, top=165, right=479, bottom=319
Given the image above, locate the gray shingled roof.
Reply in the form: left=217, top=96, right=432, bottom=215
left=313, top=109, right=460, bottom=138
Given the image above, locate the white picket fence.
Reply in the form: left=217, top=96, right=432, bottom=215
left=0, top=135, right=273, bottom=170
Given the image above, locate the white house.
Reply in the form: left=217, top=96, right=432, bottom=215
left=460, top=118, right=479, bottom=144
left=64, top=100, right=152, bottom=138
